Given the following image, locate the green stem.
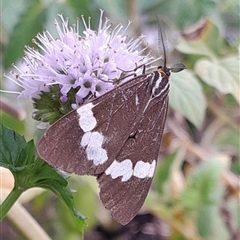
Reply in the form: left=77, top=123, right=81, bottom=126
left=0, top=187, right=24, bottom=221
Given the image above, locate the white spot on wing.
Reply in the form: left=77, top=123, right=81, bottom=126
left=77, top=103, right=97, bottom=132
left=135, top=94, right=139, bottom=105
left=105, top=159, right=156, bottom=181
left=148, top=160, right=156, bottom=177
left=133, top=160, right=156, bottom=178
left=80, top=131, right=108, bottom=165
left=81, top=132, right=91, bottom=146
left=105, top=159, right=133, bottom=182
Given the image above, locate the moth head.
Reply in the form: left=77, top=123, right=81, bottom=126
left=157, top=65, right=171, bottom=77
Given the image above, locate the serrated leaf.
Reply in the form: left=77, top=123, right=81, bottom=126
left=16, top=140, right=35, bottom=170
left=4, top=0, right=46, bottom=68
left=195, top=55, right=240, bottom=104
left=0, top=123, right=86, bottom=232
left=30, top=159, right=86, bottom=231
left=169, top=69, right=206, bottom=128
left=0, top=123, right=27, bottom=169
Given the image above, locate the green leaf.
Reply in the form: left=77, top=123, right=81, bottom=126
left=176, top=21, right=224, bottom=58
left=186, top=158, right=224, bottom=204
left=197, top=205, right=216, bottom=237
left=3, top=0, right=46, bottom=68
left=0, top=123, right=27, bottom=169
left=195, top=54, right=240, bottom=103
left=0, top=110, right=25, bottom=136
left=220, top=53, right=240, bottom=81
left=155, top=153, right=175, bottom=194
left=30, top=159, right=86, bottom=231
left=197, top=204, right=230, bottom=239
left=176, top=38, right=213, bottom=57
left=0, top=123, right=86, bottom=232
left=169, top=69, right=206, bottom=128
left=180, top=157, right=227, bottom=237
left=180, top=157, right=225, bottom=210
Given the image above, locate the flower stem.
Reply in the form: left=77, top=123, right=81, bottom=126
left=0, top=187, right=24, bottom=221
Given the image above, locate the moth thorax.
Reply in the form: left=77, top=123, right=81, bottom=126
left=151, top=71, right=169, bottom=97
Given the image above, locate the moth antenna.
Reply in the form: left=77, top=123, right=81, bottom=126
left=155, top=15, right=167, bottom=68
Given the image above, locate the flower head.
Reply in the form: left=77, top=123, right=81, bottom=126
left=4, top=10, right=157, bottom=124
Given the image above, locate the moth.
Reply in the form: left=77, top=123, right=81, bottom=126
left=37, top=24, right=186, bottom=225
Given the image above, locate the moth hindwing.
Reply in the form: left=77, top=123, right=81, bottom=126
left=37, top=70, right=170, bottom=225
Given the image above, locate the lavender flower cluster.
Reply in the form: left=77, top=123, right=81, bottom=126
left=4, top=10, right=158, bottom=124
